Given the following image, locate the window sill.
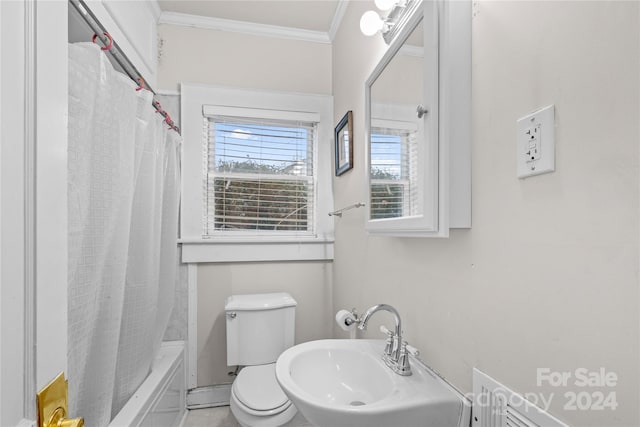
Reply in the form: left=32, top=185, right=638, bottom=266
left=179, top=238, right=335, bottom=263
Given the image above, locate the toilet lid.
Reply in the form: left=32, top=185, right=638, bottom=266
left=233, top=364, right=289, bottom=412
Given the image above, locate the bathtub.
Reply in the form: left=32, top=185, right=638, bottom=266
left=109, top=341, right=187, bottom=427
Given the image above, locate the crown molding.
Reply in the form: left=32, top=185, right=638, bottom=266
left=159, top=11, right=332, bottom=44
left=328, top=0, right=349, bottom=42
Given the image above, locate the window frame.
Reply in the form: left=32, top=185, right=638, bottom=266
left=203, top=107, right=317, bottom=237
left=181, top=84, right=334, bottom=262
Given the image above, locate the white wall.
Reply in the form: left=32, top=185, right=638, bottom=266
left=197, top=262, right=332, bottom=386
left=157, top=24, right=334, bottom=388
left=332, top=1, right=639, bottom=427
left=158, top=24, right=332, bottom=94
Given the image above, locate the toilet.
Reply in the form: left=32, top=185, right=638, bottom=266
left=225, top=292, right=298, bottom=427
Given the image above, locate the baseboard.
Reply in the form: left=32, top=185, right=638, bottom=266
left=187, top=384, right=232, bottom=409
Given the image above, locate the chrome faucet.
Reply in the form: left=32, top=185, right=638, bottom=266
left=358, top=304, right=415, bottom=375
left=359, top=304, right=402, bottom=335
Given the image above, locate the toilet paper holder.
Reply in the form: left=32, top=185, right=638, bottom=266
left=344, top=308, right=360, bottom=327
left=335, top=308, right=361, bottom=330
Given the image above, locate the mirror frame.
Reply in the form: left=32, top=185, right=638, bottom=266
left=365, top=0, right=449, bottom=237
left=382, top=0, right=425, bottom=45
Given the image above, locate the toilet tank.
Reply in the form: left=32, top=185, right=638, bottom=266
left=225, top=293, right=297, bottom=366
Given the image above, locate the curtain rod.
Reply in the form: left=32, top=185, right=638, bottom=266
left=69, top=0, right=180, bottom=134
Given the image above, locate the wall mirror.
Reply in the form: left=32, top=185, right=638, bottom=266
left=365, top=1, right=441, bottom=236
left=365, top=0, right=472, bottom=238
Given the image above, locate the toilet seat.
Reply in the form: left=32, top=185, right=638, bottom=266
left=230, top=391, right=297, bottom=427
left=232, top=363, right=291, bottom=415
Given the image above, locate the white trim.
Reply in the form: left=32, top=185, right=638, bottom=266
left=146, top=0, right=162, bottom=21
left=35, top=0, right=68, bottom=390
left=187, top=264, right=198, bottom=390
left=399, top=44, right=424, bottom=58
left=328, top=0, right=349, bottom=42
left=24, top=0, right=37, bottom=418
left=0, top=0, right=3, bottom=417
left=365, top=3, right=443, bottom=237
left=442, top=0, right=472, bottom=228
left=1, top=1, right=33, bottom=423
left=365, top=0, right=471, bottom=237
left=157, top=88, right=181, bottom=96
left=202, top=105, right=320, bottom=123
left=181, top=84, right=334, bottom=263
left=186, top=385, right=232, bottom=409
left=109, top=342, right=186, bottom=427
left=182, top=241, right=334, bottom=263
left=159, top=11, right=332, bottom=44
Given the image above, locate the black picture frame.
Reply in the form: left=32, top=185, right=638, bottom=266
left=334, top=110, right=354, bottom=176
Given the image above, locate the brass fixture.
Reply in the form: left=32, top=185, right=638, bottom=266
left=36, top=372, right=84, bottom=427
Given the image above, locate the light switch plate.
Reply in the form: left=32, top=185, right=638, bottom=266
left=516, top=105, right=555, bottom=178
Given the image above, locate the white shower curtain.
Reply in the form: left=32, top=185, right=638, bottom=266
left=67, top=43, right=181, bottom=427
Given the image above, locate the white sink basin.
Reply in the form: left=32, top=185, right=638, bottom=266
left=275, top=339, right=470, bottom=427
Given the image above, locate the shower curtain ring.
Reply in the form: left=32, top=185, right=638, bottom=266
left=135, top=77, right=146, bottom=92
left=92, top=32, right=113, bottom=51
left=164, top=113, right=174, bottom=129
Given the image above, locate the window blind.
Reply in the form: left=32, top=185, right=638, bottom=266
left=204, top=115, right=316, bottom=236
left=370, top=128, right=418, bottom=219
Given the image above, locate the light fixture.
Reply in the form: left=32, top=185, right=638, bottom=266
left=359, top=0, right=411, bottom=39
left=374, top=0, right=397, bottom=11
left=360, top=10, right=387, bottom=36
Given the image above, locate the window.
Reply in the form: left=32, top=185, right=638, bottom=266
left=181, top=85, right=334, bottom=262
left=204, top=116, right=316, bottom=236
left=370, top=127, right=418, bottom=220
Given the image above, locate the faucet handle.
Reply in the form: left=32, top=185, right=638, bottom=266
left=379, top=325, right=393, bottom=336
left=379, top=325, right=394, bottom=359
left=395, top=341, right=414, bottom=376
left=405, top=343, right=420, bottom=357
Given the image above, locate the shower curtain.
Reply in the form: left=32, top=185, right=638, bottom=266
left=67, top=43, right=181, bottom=427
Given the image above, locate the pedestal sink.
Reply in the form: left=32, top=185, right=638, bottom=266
left=275, top=340, right=470, bottom=427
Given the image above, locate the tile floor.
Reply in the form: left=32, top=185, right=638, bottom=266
left=183, top=406, right=312, bottom=427
left=183, top=406, right=240, bottom=427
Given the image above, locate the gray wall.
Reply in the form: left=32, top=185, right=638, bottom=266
left=331, top=1, right=639, bottom=426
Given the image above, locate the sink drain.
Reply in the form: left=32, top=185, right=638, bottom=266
left=349, top=401, right=366, bottom=406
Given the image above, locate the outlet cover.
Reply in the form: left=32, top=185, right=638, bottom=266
left=516, top=105, right=555, bottom=178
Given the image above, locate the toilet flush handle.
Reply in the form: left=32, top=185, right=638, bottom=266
left=227, top=312, right=237, bottom=319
